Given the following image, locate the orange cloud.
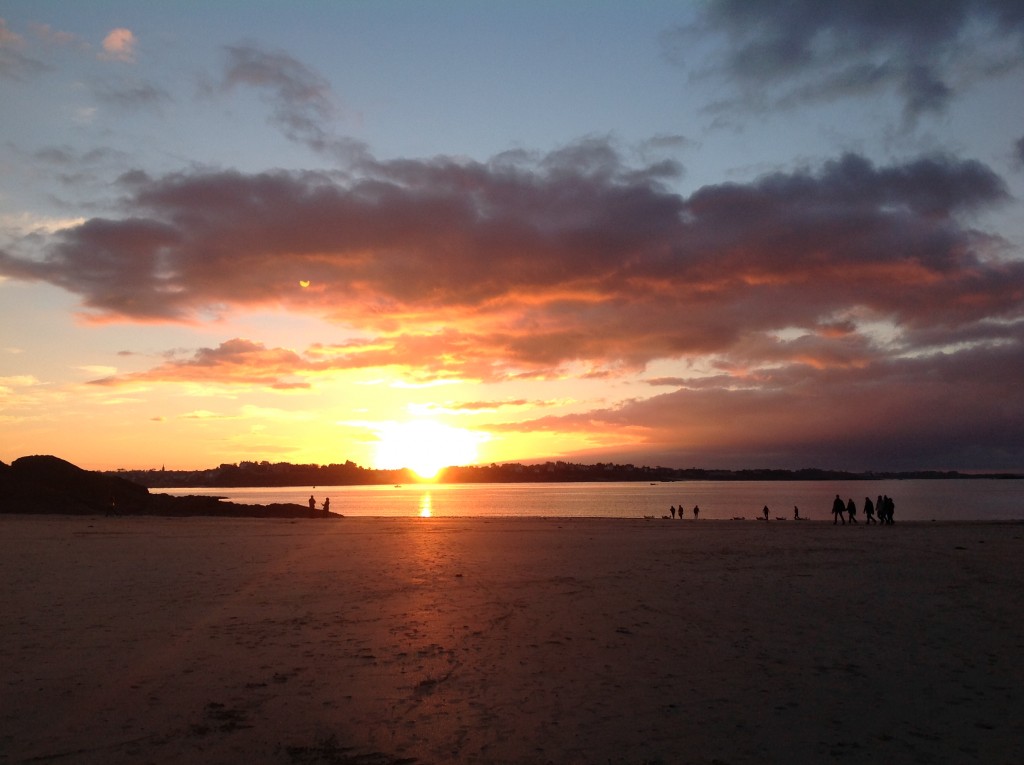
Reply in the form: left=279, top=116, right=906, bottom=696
left=5, top=145, right=1024, bottom=470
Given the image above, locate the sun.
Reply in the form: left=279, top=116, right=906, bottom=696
left=373, top=420, right=485, bottom=479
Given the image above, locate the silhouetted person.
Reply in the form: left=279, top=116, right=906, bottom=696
left=881, top=495, right=895, bottom=525
left=692, top=505, right=699, bottom=520
left=864, top=496, right=876, bottom=524
left=670, top=505, right=676, bottom=519
left=832, top=494, right=846, bottom=525
left=793, top=505, right=800, bottom=520
left=846, top=497, right=858, bottom=524
left=309, top=495, right=316, bottom=511
left=763, top=505, right=770, bottom=520
left=323, top=497, right=330, bottom=513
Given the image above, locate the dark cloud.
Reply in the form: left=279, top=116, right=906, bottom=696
left=93, top=78, right=171, bottom=110
left=222, top=43, right=332, bottom=131
left=219, top=42, right=365, bottom=163
left=499, top=340, right=1024, bottom=471
left=672, top=0, right=1024, bottom=123
left=33, top=145, right=126, bottom=167
left=1, top=145, right=1019, bottom=384
left=1015, top=135, right=1024, bottom=168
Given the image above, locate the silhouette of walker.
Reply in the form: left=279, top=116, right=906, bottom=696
left=864, top=496, right=876, bottom=524
left=877, top=495, right=895, bottom=525
left=832, top=494, right=846, bottom=525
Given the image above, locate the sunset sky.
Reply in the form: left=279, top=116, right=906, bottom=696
left=2, top=1, right=1024, bottom=474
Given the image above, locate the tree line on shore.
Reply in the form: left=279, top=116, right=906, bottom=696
left=106, top=459, right=1020, bottom=489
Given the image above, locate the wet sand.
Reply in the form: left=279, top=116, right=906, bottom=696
left=1, top=515, right=1022, bottom=764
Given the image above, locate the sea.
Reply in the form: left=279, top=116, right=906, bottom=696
left=153, top=479, right=1024, bottom=521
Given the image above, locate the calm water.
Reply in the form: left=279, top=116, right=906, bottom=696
left=154, top=480, right=1024, bottom=521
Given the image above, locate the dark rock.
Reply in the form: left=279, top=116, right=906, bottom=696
left=1, top=455, right=149, bottom=515
left=0, top=455, right=340, bottom=519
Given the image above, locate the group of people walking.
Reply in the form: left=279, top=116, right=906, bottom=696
left=669, top=505, right=699, bottom=519
left=831, top=494, right=895, bottom=525
left=666, top=495, right=896, bottom=523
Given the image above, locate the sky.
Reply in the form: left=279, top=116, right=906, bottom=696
left=2, top=1, right=1024, bottom=474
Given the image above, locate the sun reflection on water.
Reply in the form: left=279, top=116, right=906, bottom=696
left=419, top=492, right=432, bottom=518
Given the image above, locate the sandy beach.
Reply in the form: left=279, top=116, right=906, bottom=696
left=1, top=516, right=1021, bottom=765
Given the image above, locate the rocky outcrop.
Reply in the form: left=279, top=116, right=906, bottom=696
left=0, top=455, right=338, bottom=518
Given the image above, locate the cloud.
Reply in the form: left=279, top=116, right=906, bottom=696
left=72, top=106, right=97, bottom=124
left=93, top=79, right=170, bottom=110
left=0, top=18, right=20, bottom=47
left=88, top=338, right=316, bottom=390
left=218, top=42, right=363, bottom=162
left=0, top=211, right=87, bottom=238
left=0, top=18, right=50, bottom=80
left=28, top=22, right=79, bottom=48
left=99, top=28, right=135, bottom=63
left=2, top=145, right=1019, bottom=386
left=672, top=0, right=1024, bottom=124
left=498, top=339, right=1024, bottom=471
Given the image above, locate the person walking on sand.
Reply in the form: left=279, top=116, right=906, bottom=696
left=846, top=497, right=858, bottom=524
left=763, top=505, right=770, bottom=520
left=793, top=505, right=800, bottom=520
left=882, top=495, right=895, bottom=525
left=864, top=496, right=876, bottom=524
left=670, top=505, right=676, bottom=519
left=832, top=494, right=846, bottom=525
left=692, top=505, right=699, bottom=520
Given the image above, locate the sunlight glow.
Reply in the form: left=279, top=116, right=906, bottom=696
left=419, top=492, right=432, bottom=517
left=373, top=420, right=486, bottom=479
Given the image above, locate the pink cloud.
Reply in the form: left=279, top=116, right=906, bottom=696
left=90, top=338, right=315, bottom=390
left=100, top=28, right=135, bottom=62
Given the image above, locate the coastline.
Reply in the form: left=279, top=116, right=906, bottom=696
left=2, top=515, right=1021, bottom=764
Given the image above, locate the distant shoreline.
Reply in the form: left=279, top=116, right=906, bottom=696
left=4, top=514, right=1023, bottom=526
left=107, top=459, right=1024, bottom=489
left=5, top=456, right=1022, bottom=520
